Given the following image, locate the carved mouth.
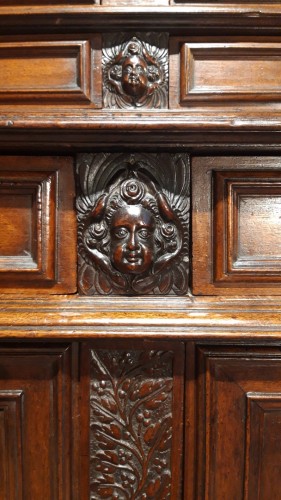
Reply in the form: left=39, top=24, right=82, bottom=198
left=128, top=77, right=139, bottom=85
left=125, top=254, right=142, bottom=264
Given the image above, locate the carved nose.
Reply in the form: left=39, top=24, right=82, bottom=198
left=127, top=232, right=139, bottom=250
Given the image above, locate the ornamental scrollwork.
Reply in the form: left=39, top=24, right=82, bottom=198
left=76, top=153, right=190, bottom=295
left=103, top=33, right=168, bottom=109
left=89, top=349, right=173, bottom=499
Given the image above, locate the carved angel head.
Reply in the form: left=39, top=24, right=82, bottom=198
left=83, top=173, right=181, bottom=294
left=104, top=35, right=168, bottom=109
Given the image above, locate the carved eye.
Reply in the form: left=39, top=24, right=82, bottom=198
left=114, top=227, right=128, bottom=239
left=124, top=65, right=133, bottom=74
left=136, top=65, right=145, bottom=75
left=138, top=229, right=150, bottom=240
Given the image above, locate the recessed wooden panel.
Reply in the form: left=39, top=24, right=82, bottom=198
left=0, top=390, right=23, bottom=500
left=80, top=340, right=184, bottom=499
left=0, top=344, right=72, bottom=500
left=170, top=40, right=281, bottom=108
left=0, top=156, right=76, bottom=293
left=196, top=346, right=281, bottom=500
left=192, top=156, right=281, bottom=295
left=0, top=36, right=101, bottom=107
left=246, top=394, right=281, bottom=500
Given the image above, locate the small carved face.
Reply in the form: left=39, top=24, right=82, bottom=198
left=110, top=205, right=155, bottom=275
left=121, top=55, right=148, bottom=98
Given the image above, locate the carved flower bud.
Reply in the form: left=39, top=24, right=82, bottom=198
left=120, top=179, right=145, bottom=204
left=88, top=222, right=107, bottom=241
left=160, top=223, right=176, bottom=240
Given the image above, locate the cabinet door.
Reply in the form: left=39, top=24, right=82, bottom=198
left=0, top=344, right=72, bottom=500
left=80, top=339, right=184, bottom=499
left=194, top=345, right=281, bottom=500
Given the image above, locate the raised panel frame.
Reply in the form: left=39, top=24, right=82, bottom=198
left=192, top=156, right=281, bottom=295
left=0, top=156, right=77, bottom=293
left=196, top=345, right=281, bottom=500
left=0, top=35, right=102, bottom=108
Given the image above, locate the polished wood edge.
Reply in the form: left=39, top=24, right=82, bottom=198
left=0, top=296, right=281, bottom=334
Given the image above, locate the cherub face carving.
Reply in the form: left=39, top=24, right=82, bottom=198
left=121, top=55, right=148, bottom=99
left=103, top=35, right=168, bottom=109
left=110, top=205, right=155, bottom=275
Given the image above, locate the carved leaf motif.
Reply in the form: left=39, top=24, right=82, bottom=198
left=89, top=349, right=173, bottom=499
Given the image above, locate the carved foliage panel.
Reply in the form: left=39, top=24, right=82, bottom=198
left=103, top=33, right=168, bottom=109
left=80, top=341, right=184, bottom=500
left=77, top=153, right=190, bottom=295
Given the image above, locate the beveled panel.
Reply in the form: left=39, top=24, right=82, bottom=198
left=0, top=344, right=72, bottom=500
left=0, top=390, right=23, bottom=500
left=0, top=156, right=76, bottom=293
left=192, top=156, right=281, bottom=295
left=80, top=340, right=184, bottom=499
left=0, top=36, right=101, bottom=107
left=196, top=346, right=281, bottom=500
left=170, top=40, right=281, bottom=108
left=245, top=393, right=281, bottom=500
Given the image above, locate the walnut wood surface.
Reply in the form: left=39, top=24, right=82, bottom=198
left=0, top=1, right=281, bottom=499
left=196, top=345, right=281, bottom=500
left=0, top=344, right=72, bottom=499
left=0, top=156, right=77, bottom=293
left=192, top=156, right=281, bottom=295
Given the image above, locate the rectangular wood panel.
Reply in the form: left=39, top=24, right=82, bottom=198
left=196, top=346, right=281, bottom=500
left=0, top=391, right=23, bottom=500
left=192, top=156, right=281, bottom=295
left=0, top=36, right=101, bottom=106
left=0, top=344, right=72, bottom=500
left=0, top=156, right=77, bottom=293
left=80, top=340, right=184, bottom=500
left=170, top=39, right=281, bottom=108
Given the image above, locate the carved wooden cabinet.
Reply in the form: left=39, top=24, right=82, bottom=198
left=1, top=1, right=281, bottom=499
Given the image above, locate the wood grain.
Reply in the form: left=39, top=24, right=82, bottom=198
left=0, top=156, right=77, bottom=293
left=192, top=156, right=281, bottom=295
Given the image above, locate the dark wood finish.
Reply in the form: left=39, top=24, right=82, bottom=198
left=0, top=390, right=23, bottom=500
left=196, top=345, right=281, bottom=500
left=0, top=156, right=77, bottom=293
left=192, top=156, right=281, bottom=295
left=103, top=33, right=168, bottom=109
left=77, top=152, right=189, bottom=295
left=0, top=344, right=72, bottom=500
left=80, top=340, right=184, bottom=499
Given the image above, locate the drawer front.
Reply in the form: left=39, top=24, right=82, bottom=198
left=0, top=35, right=101, bottom=107
left=170, top=39, right=281, bottom=108
left=192, top=156, right=281, bottom=295
left=0, top=156, right=76, bottom=293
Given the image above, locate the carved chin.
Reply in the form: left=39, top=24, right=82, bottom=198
left=122, top=81, right=147, bottom=99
